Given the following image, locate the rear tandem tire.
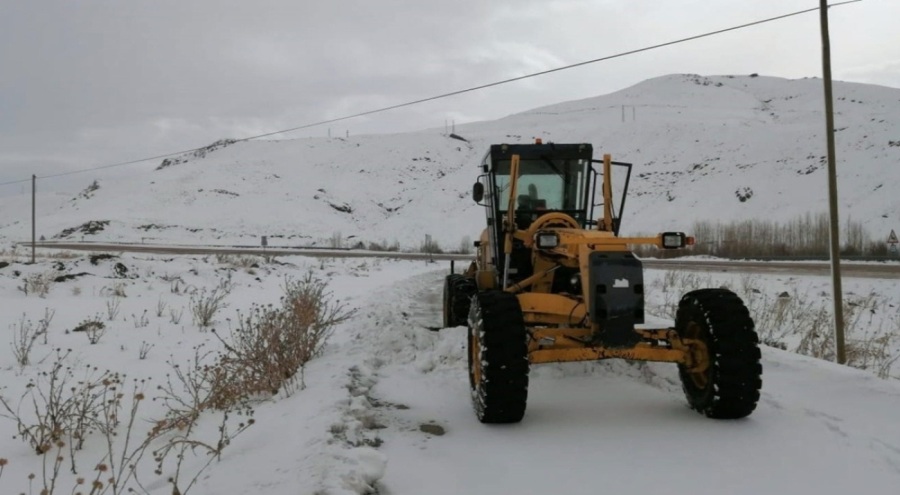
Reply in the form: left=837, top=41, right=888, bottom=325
left=468, top=291, right=529, bottom=423
left=675, top=288, right=762, bottom=419
left=443, top=274, right=475, bottom=328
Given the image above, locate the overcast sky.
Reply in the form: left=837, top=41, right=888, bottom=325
left=1, top=0, right=897, bottom=194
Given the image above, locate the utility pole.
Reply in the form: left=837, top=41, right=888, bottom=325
left=819, top=0, right=846, bottom=364
left=31, top=174, right=36, bottom=264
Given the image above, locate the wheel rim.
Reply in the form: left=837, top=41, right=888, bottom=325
left=472, top=331, right=481, bottom=387
left=470, top=326, right=482, bottom=387
left=685, top=320, right=710, bottom=389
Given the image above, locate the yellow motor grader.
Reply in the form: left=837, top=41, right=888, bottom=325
left=443, top=140, right=762, bottom=423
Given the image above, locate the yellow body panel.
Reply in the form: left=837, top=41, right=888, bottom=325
left=530, top=345, right=687, bottom=365
left=517, top=293, right=586, bottom=325
left=526, top=326, right=708, bottom=371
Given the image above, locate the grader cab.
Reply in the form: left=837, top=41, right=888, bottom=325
left=443, top=140, right=762, bottom=423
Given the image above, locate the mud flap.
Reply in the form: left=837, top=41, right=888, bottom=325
left=588, top=251, right=644, bottom=347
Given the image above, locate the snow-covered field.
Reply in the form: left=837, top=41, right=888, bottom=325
left=2, top=251, right=900, bottom=495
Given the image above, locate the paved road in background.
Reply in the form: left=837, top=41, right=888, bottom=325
left=20, top=241, right=900, bottom=279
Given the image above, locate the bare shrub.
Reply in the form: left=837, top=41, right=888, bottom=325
left=419, top=236, right=443, bottom=254
left=738, top=276, right=798, bottom=349
left=92, top=379, right=160, bottom=495
left=106, top=295, right=122, bottom=321
left=151, top=349, right=255, bottom=494
left=156, top=295, right=168, bottom=317
left=846, top=328, right=899, bottom=379
left=0, top=244, right=21, bottom=262
left=100, top=282, right=127, bottom=298
left=650, top=270, right=715, bottom=319
left=456, top=235, right=473, bottom=254
left=132, top=309, right=149, bottom=328
left=138, top=341, right=154, bottom=360
left=688, top=213, right=881, bottom=258
left=215, top=254, right=260, bottom=271
left=839, top=295, right=900, bottom=378
left=34, top=440, right=67, bottom=495
left=211, top=272, right=356, bottom=400
left=329, top=231, right=344, bottom=249
left=169, top=306, right=185, bottom=325
left=10, top=309, right=54, bottom=367
left=367, top=239, right=401, bottom=252
left=190, top=285, right=231, bottom=328
left=159, top=273, right=182, bottom=283
left=0, top=350, right=115, bottom=456
left=0, top=350, right=252, bottom=495
left=154, top=348, right=219, bottom=432
left=73, top=315, right=106, bottom=344
left=19, top=377, right=179, bottom=495
left=18, top=271, right=55, bottom=297
left=737, top=278, right=899, bottom=378
left=655, top=272, right=899, bottom=379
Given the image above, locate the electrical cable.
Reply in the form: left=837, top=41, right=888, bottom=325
left=0, top=0, right=861, bottom=187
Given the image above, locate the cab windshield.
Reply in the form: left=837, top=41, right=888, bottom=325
left=494, top=157, right=588, bottom=214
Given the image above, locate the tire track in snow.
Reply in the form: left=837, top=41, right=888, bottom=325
left=327, top=269, right=700, bottom=494
left=316, top=269, right=456, bottom=494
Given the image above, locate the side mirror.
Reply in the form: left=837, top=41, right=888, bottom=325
left=472, top=182, right=485, bottom=203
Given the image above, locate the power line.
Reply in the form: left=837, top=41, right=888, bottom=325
left=0, top=0, right=861, bottom=188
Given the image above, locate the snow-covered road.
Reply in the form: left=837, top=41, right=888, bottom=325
left=339, top=269, right=900, bottom=495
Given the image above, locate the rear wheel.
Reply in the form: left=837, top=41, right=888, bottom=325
left=468, top=291, right=529, bottom=423
left=676, top=288, right=762, bottom=419
left=443, top=274, right=475, bottom=328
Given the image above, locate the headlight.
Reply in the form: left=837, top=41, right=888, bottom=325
left=661, top=232, right=686, bottom=249
left=535, top=233, right=559, bottom=249
left=569, top=273, right=582, bottom=293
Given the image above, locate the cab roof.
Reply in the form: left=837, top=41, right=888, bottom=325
left=482, top=143, right=593, bottom=171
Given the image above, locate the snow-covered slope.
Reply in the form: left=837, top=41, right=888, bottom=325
left=2, top=74, right=899, bottom=249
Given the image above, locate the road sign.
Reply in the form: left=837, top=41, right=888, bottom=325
left=888, top=229, right=899, bottom=245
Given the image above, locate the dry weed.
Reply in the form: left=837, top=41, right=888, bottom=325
left=211, top=271, right=356, bottom=401
left=0, top=350, right=115, bottom=456
left=190, top=276, right=233, bottom=328
left=18, top=271, right=56, bottom=297
left=10, top=309, right=54, bottom=367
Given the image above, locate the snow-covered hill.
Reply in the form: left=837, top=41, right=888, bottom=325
left=2, top=73, right=899, bottom=249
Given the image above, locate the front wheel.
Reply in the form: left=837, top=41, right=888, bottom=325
left=675, top=288, right=762, bottom=419
left=468, top=291, right=529, bottom=423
